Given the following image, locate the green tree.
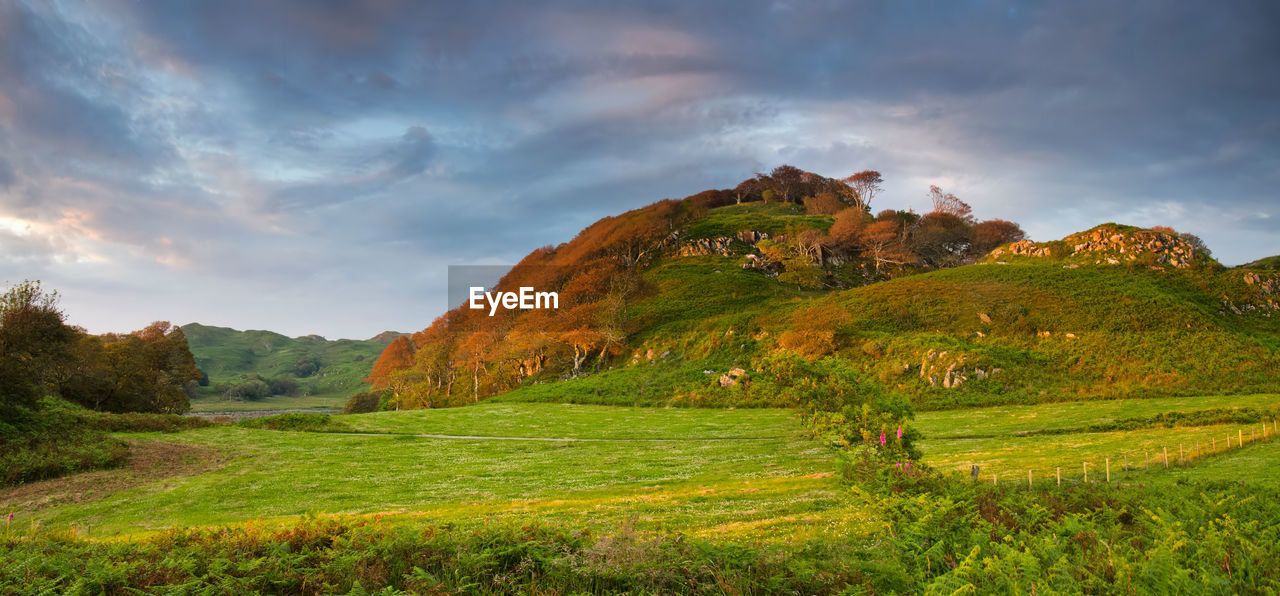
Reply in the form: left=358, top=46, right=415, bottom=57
left=0, top=280, right=76, bottom=415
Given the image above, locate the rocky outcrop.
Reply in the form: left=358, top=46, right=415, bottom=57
left=989, top=225, right=1208, bottom=269
left=1224, top=271, right=1280, bottom=314
left=673, top=230, right=770, bottom=258
left=1065, top=227, right=1200, bottom=268
left=994, top=239, right=1053, bottom=258
left=919, top=349, right=999, bottom=389
left=718, top=367, right=749, bottom=387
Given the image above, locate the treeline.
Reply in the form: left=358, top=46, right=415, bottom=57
left=1, top=280, right=206, bottom=485
left=755, top=181, right=1025, bottom=287
left=362, top=166, right=1025, bottom=413
left=0, top=280, right=202, bottom=420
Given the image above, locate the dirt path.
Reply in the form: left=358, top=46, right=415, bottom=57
left=0, top=440, right=229, bottom=512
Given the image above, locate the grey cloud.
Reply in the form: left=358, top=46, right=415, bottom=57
left=0, top=0, right=1277, bottom=337
left=0, top=2, right=175, bottom=170
left=0, top=156, right=14, bottom=188
left=270, top=125, right=435, bottom=212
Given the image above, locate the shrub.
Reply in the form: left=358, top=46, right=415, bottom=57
left=343, top=391, right=385, bottom=414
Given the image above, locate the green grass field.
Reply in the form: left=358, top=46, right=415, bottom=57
left=915, top=393, right=1280, bottom=438
left=9, top=395, right=1280, bottom=593
left=13, top=395, right=1280, bottom=540
left=7, top=403, right=871, bottom=544
left=915, top=394, right=1280, bottom=484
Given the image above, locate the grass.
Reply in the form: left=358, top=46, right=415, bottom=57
left=341, top=402, right=798, bottom=439
left=918, top=422, right=1274, bottom=480
left=11, top=397, right=1280, bottom=593
left=914, top=394, right=1280, bottom=485
left=915, top=393, right=1280, bottom=439
left=682, top=201, right=833, bottom=241
left=10, top=404, right=853, bottom=539
left=1142, top=439, right=1280, bottom=485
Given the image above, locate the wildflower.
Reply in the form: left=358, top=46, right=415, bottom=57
left=897, top=427, right=903, bottom=439
left=879, top=431, right=886, bottom=445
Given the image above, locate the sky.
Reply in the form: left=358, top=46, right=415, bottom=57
left=1, top=1, right=1277, bottom=339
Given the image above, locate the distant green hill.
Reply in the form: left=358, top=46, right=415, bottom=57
left=181, top=323, right=399, bottom=410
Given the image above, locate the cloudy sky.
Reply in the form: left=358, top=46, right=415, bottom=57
left=1, top=1, right=1277, bottom=338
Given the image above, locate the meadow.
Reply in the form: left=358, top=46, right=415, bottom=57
left=6, top=394, right=1280, bottom=593
left=914, top=393, right=1280, bottom=484
left=4, top=403, right=873, bottom=546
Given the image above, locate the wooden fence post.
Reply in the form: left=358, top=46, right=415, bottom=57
left=1057, top=467, right=1061, bottom=486
left=1106, top=458, right=1110, bottom=483
left=993, top=474, right=998, bottom=486
left=1028, top=469, right=1033, bottom=488
left=1083, top=462, right=1088, bottom=483
left=1163, top=447, right=1168, bottom=468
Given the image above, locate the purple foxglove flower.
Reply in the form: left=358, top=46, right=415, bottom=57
left=880, top=431, right=886, bottom=445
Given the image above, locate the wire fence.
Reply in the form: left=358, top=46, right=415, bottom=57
left=950, top=418, right=1279, bottom=488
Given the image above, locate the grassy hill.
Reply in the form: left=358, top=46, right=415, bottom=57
left=181, top=323, right=398, bottom=410
left=475, top=220, right=1280, bottom=411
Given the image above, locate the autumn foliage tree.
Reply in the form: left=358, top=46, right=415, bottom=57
left=366, top=335, right=415, bottom=390
left=59, top=322, right=202, bottom=414
left=842, top=170, right=883, bottom=211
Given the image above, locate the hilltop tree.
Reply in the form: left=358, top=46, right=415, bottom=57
left=766, top=165, right=806, bottom=203
left=843, top=170, right=883, bottom=211
left=912, top=212, right=973, bottom=268
left=802, top=191, right=845, bottom=215
left=1179, top=232, right=1212, bottom=257
left=732, top=177, right=763, bottom=204
left=928, top=185, right=973, bottom=221
left=970, top=219, right=1027, bottom=256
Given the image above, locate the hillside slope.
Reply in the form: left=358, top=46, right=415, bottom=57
left=182, top=323, right=398, bottom=403
left=368, top=179, right=1280, bottom=412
